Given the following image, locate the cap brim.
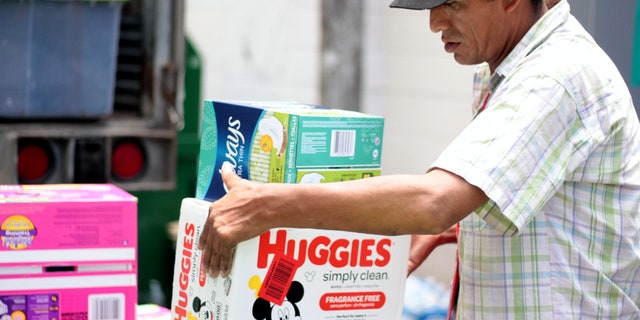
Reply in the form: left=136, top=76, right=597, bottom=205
left=389, top=0, right=447, bottom=10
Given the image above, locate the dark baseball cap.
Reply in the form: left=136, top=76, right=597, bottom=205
left=390, top=0, right=447, bottom=10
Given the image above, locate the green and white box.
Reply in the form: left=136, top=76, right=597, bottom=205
left=196, top=101, right=384, bottom=201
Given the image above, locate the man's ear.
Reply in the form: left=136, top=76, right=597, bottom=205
left=503, top=0, right=521, bottom=14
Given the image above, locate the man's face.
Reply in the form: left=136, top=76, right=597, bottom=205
left=429, top=0, right=507, bottom=68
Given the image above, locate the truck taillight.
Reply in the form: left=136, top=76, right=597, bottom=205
left=17, top=139, right=54, bottom=183
left=7, top=134, right=175, bottom=190
left=112, top=139, right=147, bottom=181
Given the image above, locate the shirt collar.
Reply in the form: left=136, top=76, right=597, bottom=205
left=491, top=0, right=570, bottom=87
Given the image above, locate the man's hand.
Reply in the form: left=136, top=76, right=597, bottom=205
left=407, top=225, right=457, bottom=275
left=197, top=162, right=270, bottom=278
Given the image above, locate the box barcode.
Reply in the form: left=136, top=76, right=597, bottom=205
left=330, top=130, right=356, bottom=157
left=259, top=254, right=298, bottom=305
left=88, top=293, right=125, bottom=320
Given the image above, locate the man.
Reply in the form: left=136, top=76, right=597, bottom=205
left=199, top=0, right=640, bottom=318
left=406, top=0, right=562, bottom=284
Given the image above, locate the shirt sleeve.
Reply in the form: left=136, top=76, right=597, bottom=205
left=430, top=72, right=587, bottom=235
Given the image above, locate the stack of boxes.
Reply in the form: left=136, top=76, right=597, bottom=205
left=0, top=184, right=138, bottom=320
left=172, top=101, right=410, bottom=319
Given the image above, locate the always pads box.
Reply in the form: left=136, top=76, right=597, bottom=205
left=196, top=100, right=384, bottom=201
left=171, top=198, right=410, bottom=320
left=0, top=184, right=138, bottom=320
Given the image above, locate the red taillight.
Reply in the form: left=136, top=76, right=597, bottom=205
left=17, top=140, right=53, bottom=183
left=111, top=139, right=146, bottom=180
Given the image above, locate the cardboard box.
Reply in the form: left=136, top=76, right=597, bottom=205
left=171, top=198, right=410, bottom=320
left=0, top=184, right=138, bottom=320
left=196, top=100, right=384, bottom=201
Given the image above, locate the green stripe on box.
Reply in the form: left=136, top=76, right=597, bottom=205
left=633, top=0, right=640, bottom=86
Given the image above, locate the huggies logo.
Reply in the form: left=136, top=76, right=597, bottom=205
left=221, top=116, right=246, bottom=191
left=173, top=223, right=195, bottom=320
left=256, top=230, right=392, bottom=269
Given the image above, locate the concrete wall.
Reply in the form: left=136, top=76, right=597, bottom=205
left=185, top=0, right=475, bottom=286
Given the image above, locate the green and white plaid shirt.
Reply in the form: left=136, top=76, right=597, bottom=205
left=431, top=1, right=640, bottom=318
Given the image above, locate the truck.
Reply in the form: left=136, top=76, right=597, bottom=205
left=0, top=0, right=200, bottom=306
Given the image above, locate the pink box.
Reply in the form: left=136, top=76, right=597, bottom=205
left=0, top=184, right=138, bottom=320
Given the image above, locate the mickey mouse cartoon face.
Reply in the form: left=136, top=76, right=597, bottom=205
left=193, top=296, right=214, bottom=319
left=252, top=281, right=304, bottom=320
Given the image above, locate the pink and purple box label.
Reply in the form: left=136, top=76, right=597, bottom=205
left=0, top=184, right=138, bottom=320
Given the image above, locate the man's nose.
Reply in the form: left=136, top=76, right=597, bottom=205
left=429, top=6, right=449, bottom=33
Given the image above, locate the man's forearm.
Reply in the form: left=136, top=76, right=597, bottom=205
left=268, top=169, right=486, bottom=237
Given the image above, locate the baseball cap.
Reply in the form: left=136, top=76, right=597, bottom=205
left=389, top=0, right=447, bottom=10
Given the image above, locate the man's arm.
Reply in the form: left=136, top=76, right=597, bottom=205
left=198, top=163, right=488, bottom=277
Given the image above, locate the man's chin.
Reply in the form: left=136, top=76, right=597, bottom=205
left=453, top=54, right=482, bottom=66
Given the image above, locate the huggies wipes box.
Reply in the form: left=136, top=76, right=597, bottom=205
left=171, top=198, right=410, bottom=320
left=196, top=101, right=384, bottom=201
left=0, top=184, right=137, bottom=320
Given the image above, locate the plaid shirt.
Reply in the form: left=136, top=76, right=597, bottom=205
left=431, top=1, right=640, bottom=319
